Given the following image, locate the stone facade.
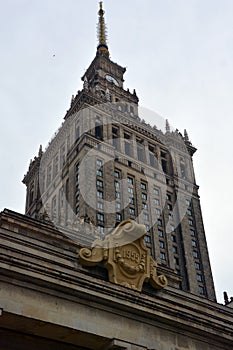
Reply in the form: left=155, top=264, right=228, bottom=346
left=0, top=209, right=233, bottom=349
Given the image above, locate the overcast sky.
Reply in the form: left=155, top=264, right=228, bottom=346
left=0, top=0, right=232, bottom=303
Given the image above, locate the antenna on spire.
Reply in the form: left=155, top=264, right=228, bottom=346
left=97, top=1, right=110, bottom=57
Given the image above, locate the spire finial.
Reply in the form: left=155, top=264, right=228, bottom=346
left=97, top=2, right=110, bottom=57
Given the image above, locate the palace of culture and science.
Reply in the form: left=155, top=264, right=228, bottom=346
left=0, top=3, right=233, bottom=349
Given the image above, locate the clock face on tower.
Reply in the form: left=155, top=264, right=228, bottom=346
left=105, top=74, right=119, bottom=87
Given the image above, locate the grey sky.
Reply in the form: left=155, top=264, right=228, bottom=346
left=0, top=0, right=232, bottom=303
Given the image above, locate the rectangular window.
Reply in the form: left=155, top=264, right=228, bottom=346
left=116, top=202, right=121, bottom=210
left=125, top=141, right=132, bottom=156
left=97, top=169, right=103, bottom=177
left=149, top=153, right=156, bottom=167
left=167, top=203, right=172, bottom=210
left=186, top=199, right=191, bottom=206
left=145, top=235, right=151, bottom=243
left=142, top=193, right=147, bottom=201
left=76, top=205, right=79, bottom=214
left=97, top=180, right=103, bottom=188
left=157, top=219, right=162, bottom=226
left=97, top=213, right=104, bottom=222
left=145, top=225, right=150, bottom=232
left=142, top=203, right=148, bottom=210
left=154, top=199, right=160, bottom=206
left=97, top=190, right=103, bottom=199
left=143, top=213, right=149, bottom=221
left=173, top=246, right=178, bottom=254
left=141, top=182, right=147, bottom=190
left=129, top=197, right=135, bottom=205
left=116, top=192, right=121, bottom=199
left=192, top=240, right=197, bottom=247
left=171, top=235, right=176, bottom=242
left=158, top=230, right=163, bottom=237
left=97, top=202, right=104, bottom=210
left=187, top=209, right=192, bottom=216
left=128, top=187, right=133, bottom=194
left=197, top=274, right=203, bottom=282
left=190, top=229, right=195, bottom=237
left=174, top=257, right=179, bottom=265
left=116, top=213, right=122, bottom=221
left=127, top=177, right=134, bottom=184
left=159, top=241, right=165, bottom=249
left=114, top=181, right=120, bottom=189
left=199, top=286, right=205, bottom=295
left=95, top=124, right=103, bottom=140
left=170, top=224, right=175, bottom=232
left=160, top=252, right=166, bottom=260
left=156, top=208, right=161, bottom=215
left=189, top=219, right=193, bottom=226
left=193, top=250, right=199, bottom=258
left=195, top=262, right=201, bottom=270
left=154, top=188, right=159, bottom=196
left=98, top=225, right=104, bottom=234
left=96, top=159, right=103, bottom=167
left=114, top=170, right=120, bottom=178
left=129, top=208, right=135, bottom=215
left=166, top=193, right=171, bottom=201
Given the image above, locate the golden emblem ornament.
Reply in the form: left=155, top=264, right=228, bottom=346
left=79, top=220, right=168, bottom=292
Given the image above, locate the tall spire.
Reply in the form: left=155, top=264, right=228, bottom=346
left=97, top=2, right=110, bottom=57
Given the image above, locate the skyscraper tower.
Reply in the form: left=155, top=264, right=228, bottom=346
left=23, top=2, right=216, bottom=301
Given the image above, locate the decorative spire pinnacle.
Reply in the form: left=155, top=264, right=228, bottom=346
left=166, top=119, right=170, bottom=133
left=97, top=2, right=109, bottom=57
left=184, top=129, right=189, bottom=142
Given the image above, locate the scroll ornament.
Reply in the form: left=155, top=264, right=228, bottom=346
left=79, top=220, right=168, bottom=292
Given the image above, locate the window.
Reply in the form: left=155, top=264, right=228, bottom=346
left=97, top=202, right=104, bottom=210
left=166, top=194, right=171, bottom=201
left=171, top=235, right=176, bottom=242
left=141, top=182, right=147, bottom=190
left=145, top=225, right=150, bottom=232
left=129, top=208, right=135, bottom=215
left=137, top=143, right=145, bottom=162
left=125, top=141, right=132, bottom=156
left=176, top=269, right=181, bottom=275
left=97, top=169, right=103, bottom=177
left=96, top=159, right=103, bottom=167
left=116, top=213, right=122, bottom=221
left=154, top=199, right=160, bottom=206
left=95, top=124, right=103, bottom=140
left=169, top=213, right=173, bottom=220
left=174, top=257, right=179, bottom=265
left=149, top=153, right=156, bottom=167
left=192, top=240, right=197, bottom=247
left=97, top=190, right=103, bottom=199
left=186, top=199, right=191, bottom=206
left=195, top=262, right=201, bottom=270
left=142, top=193, right=147, bottom=201
left=160, top=252, right=166, bottom=260
left=157, top=219, right=162, bottom=226
left=142, top=203, right=148, bottom=210
left=187, top=209, right=192, bottom=216
left=189, top=219, right=193, bottom=226
left=145, top=235, right=151, bottom=243
left=193, top=250, right=199, bottom=258
left=76, top=205, right=79, bottom=214
left=114, top=181, right=120, bottom=189
left=159, top=241, right=165, bottom=249
left=143, top=213, right=149, bottom=221
left=167, top=203, right=172, bottom=211
left=197, top=274, right=203, bottom=282
left=158, top=230, right=163, bottom=237
left=128, top=187, right=133, bottom=194
left=199, top=286, right=205, bottom=295
left=156, top=208, right=161, bottom=215
left=116, top=202, right=121, bottom=210
left=128, top=177, right=134, bottom=184
left=170, top=224, right=175, bottom=232
left=190, top=229, right=195, bottom=237
left=98, top=225, right=104, bottom=234
left=154, top=188, right=159, bottom=196
left=97, top=213, right=104, bottom=222
left=116, top=192, right=121, bottom=199
left=129, top=197, right=134, bottom=205
left=76, top=193, right=80, bottom=201
left=114, top=170, right=120, bottom=178
left=173, top=246, right=178, bottom=254
left=97, top=180, right=103, bottom=188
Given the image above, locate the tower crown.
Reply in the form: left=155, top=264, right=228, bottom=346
left=97, top=1, right=109, bottom=57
